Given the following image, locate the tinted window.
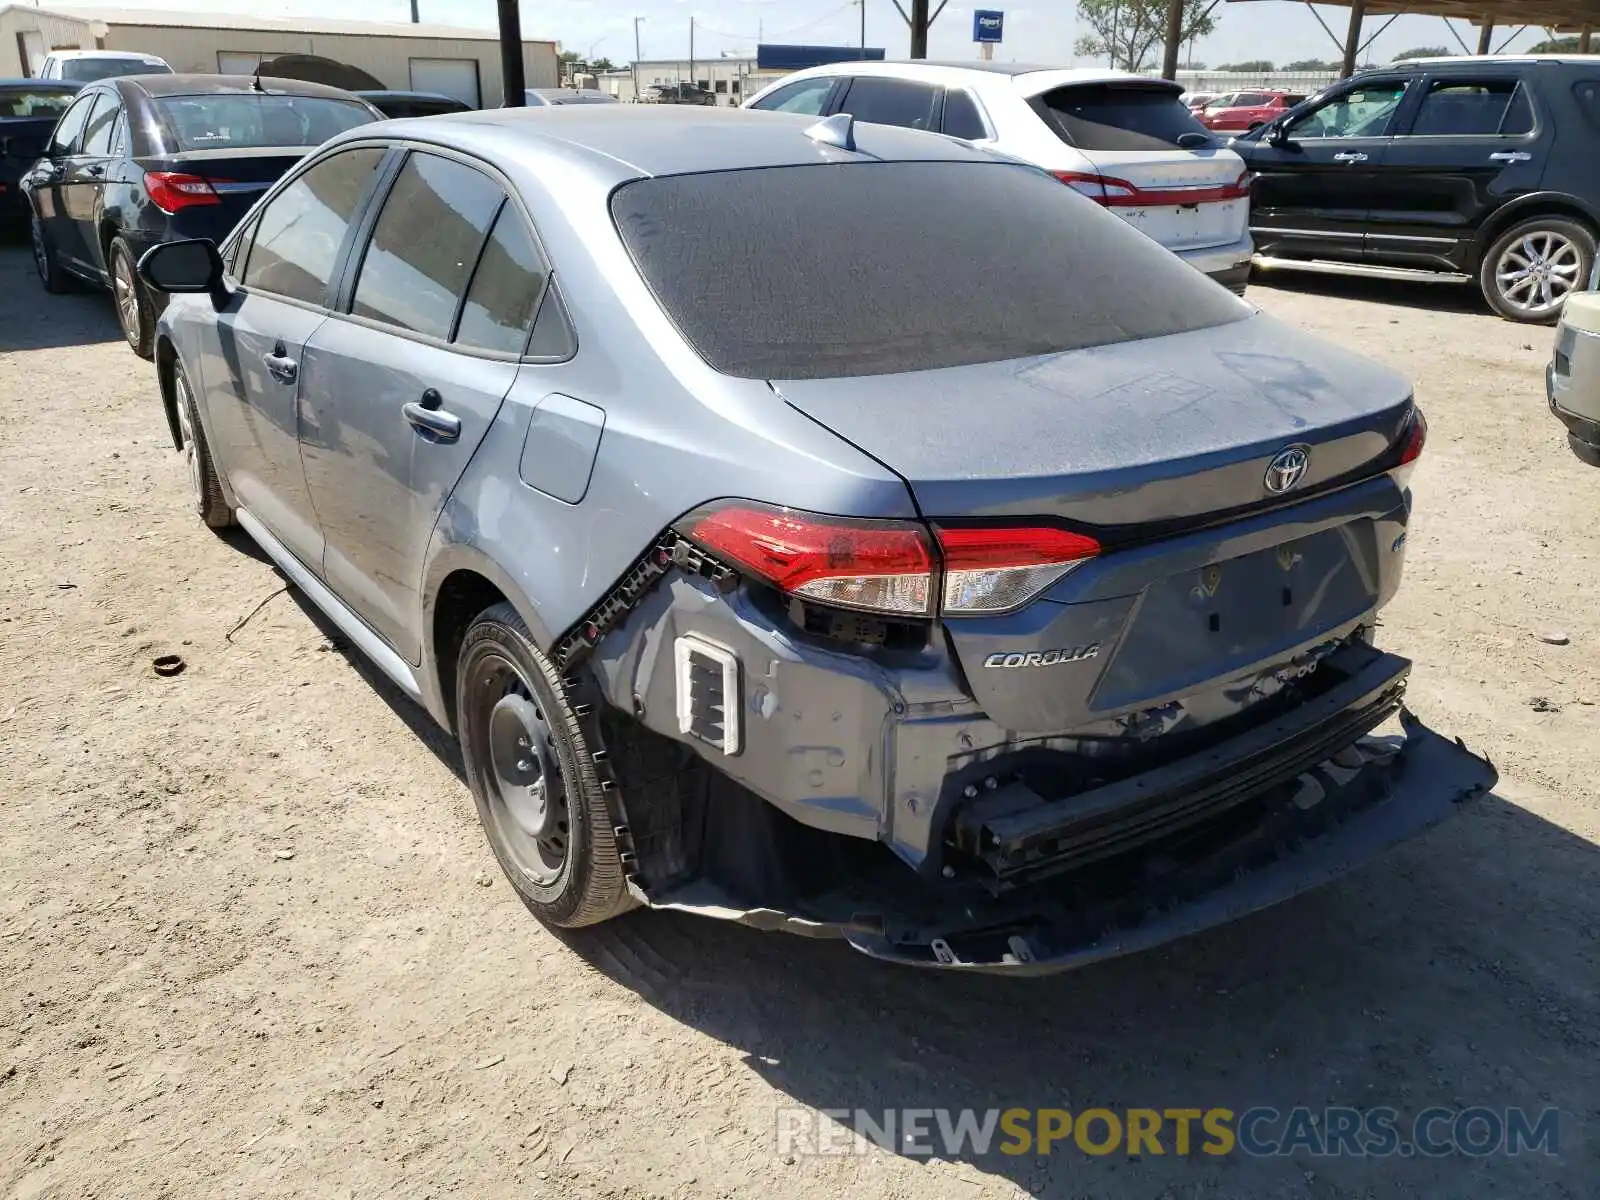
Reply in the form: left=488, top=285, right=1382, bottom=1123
left=153, top=95, right=374, bottom=150
left=942, top=90, right=988, bottom=139
left=352, top=152, right=503, bottom=339
left=455, top=205, right=548, bottom=354
left=1408, top=80, right=1528, bottom=136
left=612, top=161, right=1248, bottom=380
left=1574, top=80, right=1600, bottom=130
left=60, top=57, right=169, bottom=83
left=80, top=93, right=120, bottom=156
left=46, top=95, right=94, bottom=156
left=837, top=77, right=941, bottom=130
left=749, top=77, right=834, bottom=115
left=1289, top=82, right=1405, bottom=138
left=243, top=147, right=386, bottom=304
left=526, top=283, right=577, bottom=360
left=1036, top=84, right=1209, bottom=151
left=1229, top=93, right=1270, bottom=107
left=0, top=87, right=76, bottom=118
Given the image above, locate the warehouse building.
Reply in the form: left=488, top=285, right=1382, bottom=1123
left=0, top=5, right=558, bottom=106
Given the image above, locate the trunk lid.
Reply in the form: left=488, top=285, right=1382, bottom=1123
left=136, top=147, right=310, bottom=225
left=773, top=312, right=1416, bottom=732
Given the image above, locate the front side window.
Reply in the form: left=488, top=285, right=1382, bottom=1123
left=836, top=77, right=942, bottom=131
left=80, top=92, right=121, bottom=157
left=153, top=94, right=375, bottom=150
left=612, top=161, right=1249, bottom=380
left=1406, top=79, right=1530, bottom=136
left=242, top=147, right=386, bottom=305
left=351, top=152, right=503, bottom=339
left=45, top=94, right=94, bottom=156
left=749, top=77, right=834, bottom=115
left=455, top=205, right=549, bottom=354
left=1288, top=81, right=1407, bottom=139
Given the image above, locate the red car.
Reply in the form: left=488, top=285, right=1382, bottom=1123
left=1199, top=90, right=1306, bottom=132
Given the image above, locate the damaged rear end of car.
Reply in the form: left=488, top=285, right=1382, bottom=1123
left=550, top=151, right=1495, bottom=973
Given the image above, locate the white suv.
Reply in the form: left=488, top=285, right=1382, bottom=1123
left=37, top=50, right=172, bottom=84
left=746, top=61, right=1254, bottom=293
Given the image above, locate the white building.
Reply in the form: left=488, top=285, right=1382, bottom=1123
left=623, top=55, right=789, bottom=106
left=0, top=5, right=559, bottom=107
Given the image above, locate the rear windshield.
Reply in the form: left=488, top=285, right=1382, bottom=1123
left=0, top=87, right=77, bottom=118
left=154, top=94, right=375, bottom=150
left=60, top=58, right=169, bottom=83
left=1033, top=83, right=1211, bottom=151
left=611, top=161, right=1249, bottom=380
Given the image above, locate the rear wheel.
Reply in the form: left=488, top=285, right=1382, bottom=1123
left=1480, top=216, right=1594, bottom=323
left=31, top=214, right=69, bottom=293
left=110, top=237, right=154, bottom=359
left=456, top=603, right=636, bottom=928
left=172, top=362, right=234, bottom=529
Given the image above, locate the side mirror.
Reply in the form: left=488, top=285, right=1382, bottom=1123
left=138, top=238, right=229, bottom=307
left=1267, top=122, right=1294, bottom=148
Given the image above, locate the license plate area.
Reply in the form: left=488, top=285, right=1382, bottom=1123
left=1091, top=523, right=1379, bottom=712
left=1120, top=198, right=1244, bottom=249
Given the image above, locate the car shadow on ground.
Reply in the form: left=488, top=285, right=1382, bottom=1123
left=551, top=789, right=1596, bottom=1197
left=0, top=235, right=122, bottom=352
left=1252, top=268, right=1496, bottom=318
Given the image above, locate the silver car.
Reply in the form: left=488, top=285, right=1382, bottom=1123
left=138, top=106, right=1492, bottom=973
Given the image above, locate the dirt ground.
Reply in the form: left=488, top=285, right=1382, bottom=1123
left=1, top=238, right=1595, bottom=1200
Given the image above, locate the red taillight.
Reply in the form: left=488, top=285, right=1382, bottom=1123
left=937, top=525, right=1100, bottom=614
left=1398, top=407, right=1427, bottom=466
left=681, top=503, right=937, bottom=616
left=145, top=171, right=224, bottom=214
left=677, top=502, right=1101, bottom=618
left=1053, top=169, right=1251, bottom=208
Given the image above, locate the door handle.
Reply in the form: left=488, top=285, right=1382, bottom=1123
left=403, top=391, right=461, bottom=443
left=1488, top=151, right=1531, bottom=163
left=85, top=163, right=105, bottom=177
left=262, top=346, right=298, bottom=384
left=1332, top=152, right=1368, bottom=163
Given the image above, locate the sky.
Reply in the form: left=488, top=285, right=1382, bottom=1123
left=56, top=0, right=1559, bottom=66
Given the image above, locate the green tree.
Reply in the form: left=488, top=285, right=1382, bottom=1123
left=559, top=50, right=582, bottom=64
left=1528, top=35, right=1580, bottom=52
left=1283, top=58, right=1338, bottom=70
left=591, top=56, right=618, bottom=72
left=1073, top=0, right=1218, bottom=72
left=1216, top=59, right=1275, bottom=72
left=1394, top=45, right=1450, bottom=59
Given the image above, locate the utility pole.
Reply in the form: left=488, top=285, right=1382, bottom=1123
left=409, top=0, right=419, bottom=22
left=910, top=0, right=929, bottom=57
left=497, top=0, right=524, bottom=105
left=633, top=16, right=643, bottom=103
left=1339, top=0, right=1365, bottom=77
left=860, top=0, right=866, bottom=52
left=689, top=15, right=695, bottom=86
left=1476, top=17, right=1495, bottom=55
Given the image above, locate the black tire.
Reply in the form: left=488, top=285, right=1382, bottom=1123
left=1479, top=215, right=1596, bottom=324
left=172, top=361, right=234, bottom=529
left=456, top=603, right=636, bottom=928
left=31, top=213, right=69, bottom=294
left=110, top=236, right=154, bottom=359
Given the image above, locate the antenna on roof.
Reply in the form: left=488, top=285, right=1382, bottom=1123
left=804, top=112, right=856, bottom=152
left=251, top=63, right=265, bottom=92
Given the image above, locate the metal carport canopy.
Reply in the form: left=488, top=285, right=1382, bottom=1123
left=1221, top=0, right=1600, bottom=77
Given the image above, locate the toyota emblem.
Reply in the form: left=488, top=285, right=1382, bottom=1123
left=1264, top=445, right=1311, bottom=494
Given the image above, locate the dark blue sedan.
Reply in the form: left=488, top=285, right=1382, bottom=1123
left=0, top=80, right=79, bottom=222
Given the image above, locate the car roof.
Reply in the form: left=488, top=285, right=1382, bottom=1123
left=113, top=73, right=367, bottom=100
left=349, top=104, right=995, bottom=184
left=764, top=59, right=1176, bottom=98
left=0, top=78, right=79, bottom=89
left=1385, top=53, right=1600, bottom=67
left=46, top=50, right=162, bottom=60
left=358, top=89, right=461, bottom=102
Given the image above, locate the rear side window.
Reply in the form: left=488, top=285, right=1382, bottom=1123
left=80, top=93, right=120, bottom=156
left=1034, top=84, right=1209, bottom=151
left=243, top=147, right=386, bottom=305
left=941, top=90, right=988, bottom=139
left=749, top=77, right=835, bottom=115
left=1575, top=80, right=1600, bottom=131
left=455, top=205, right=549, bottom=354
left=1229, top=93, right=1270, bottom=107
left=352, top=152, right=503, bottom=340
left=1409, top=79, right=1530, bottom=136
left=611, top=161, right=1248, bottom=380
left=836, top=77, right=942, bottom=131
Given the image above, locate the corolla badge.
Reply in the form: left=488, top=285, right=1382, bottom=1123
left=1264, top=444, right=1311, bottom=494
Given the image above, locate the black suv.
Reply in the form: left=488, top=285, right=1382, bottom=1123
left=1233, top=55, right=1600, bottom=322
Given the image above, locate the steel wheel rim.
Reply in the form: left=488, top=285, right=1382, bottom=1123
left=469, top=652, right=570, bottom=885
left=1495, top=230, right=1582, bottom=315
left=173, top=374, right=204, bottom=513
left=31, top=220, right=49, bottom=282
left=113, top=251, right=140, bottom=344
